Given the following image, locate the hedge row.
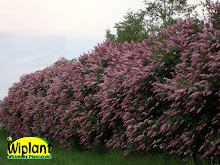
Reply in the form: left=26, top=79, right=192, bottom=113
left=0, top=0, right=219, bottom=161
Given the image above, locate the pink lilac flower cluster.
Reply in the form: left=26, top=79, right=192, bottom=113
left=0, top=0, right=219, bottom=161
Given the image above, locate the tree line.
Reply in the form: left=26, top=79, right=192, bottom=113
left=106, top=0, right=198, bottom=43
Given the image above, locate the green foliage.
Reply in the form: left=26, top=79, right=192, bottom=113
left=106, top=29, right=116, bottom=41
left=106, top=0, right=196, bottom=43
left=106, top=11, right=148, bottom=43
left=207, top=0, right=220, bottom=30
left=144, top=0, right=196, bottom=31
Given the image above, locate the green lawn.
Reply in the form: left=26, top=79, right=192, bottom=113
left=0, top=124, right=214, bottom=165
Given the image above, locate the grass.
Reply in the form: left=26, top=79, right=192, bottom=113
left=0, top=124, right=215, bottom=165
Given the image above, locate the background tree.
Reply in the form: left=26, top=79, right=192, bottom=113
left=106, top=0, right=197, bottom=43
left=106, top=11, right=148, bottom=43
left=105, top=29, right=116, bottom=41
left=144, top=0, right=196, bottom=31
left=203, top=0, right=220, bottom=30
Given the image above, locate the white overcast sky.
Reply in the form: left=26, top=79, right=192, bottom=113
left=0, top=0, right=203, bottom=100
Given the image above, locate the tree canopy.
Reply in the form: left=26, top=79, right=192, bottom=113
left=106, top=0, right=197, bottom=43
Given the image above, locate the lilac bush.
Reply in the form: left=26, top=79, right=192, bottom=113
left=0, top=0, right=219, bottom=161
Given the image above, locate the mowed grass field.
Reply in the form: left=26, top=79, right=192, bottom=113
left=0, top=124, right=214, bottom=165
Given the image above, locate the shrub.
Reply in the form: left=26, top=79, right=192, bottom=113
left=0, top=0, right=219, bottom=162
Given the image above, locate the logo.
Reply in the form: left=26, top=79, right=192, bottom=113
left=7, top=136, right=52, bottom=159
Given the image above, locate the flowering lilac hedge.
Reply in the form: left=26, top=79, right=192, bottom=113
left=0, top=0, right=219, bottom=161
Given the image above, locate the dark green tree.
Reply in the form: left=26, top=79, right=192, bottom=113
left=105, top=29, right=116, bottom=41
left=144, top=0, right=197, bottom=31
left=106, top=0, right=196, bottom=43
left=204, top=0, right=220, bottom=30
left=106, top=11, right=148, bottom=43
